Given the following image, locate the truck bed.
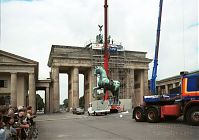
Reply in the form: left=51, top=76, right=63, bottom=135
left=143, top=94, right=180, bottom=105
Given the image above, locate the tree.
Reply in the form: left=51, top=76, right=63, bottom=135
left=79, top=96, right=84, bottom=108
left=36, top=94, right=44, bottom=111
left=63, top=99, right=68, bottom=108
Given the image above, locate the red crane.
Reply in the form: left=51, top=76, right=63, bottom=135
left=104, top=0, right=109, bottom=100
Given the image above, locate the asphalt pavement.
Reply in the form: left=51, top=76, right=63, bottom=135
left=36, top=112, right=199, bottom=140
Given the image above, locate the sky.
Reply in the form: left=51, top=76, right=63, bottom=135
left=1, top=0, right=198, bottom=104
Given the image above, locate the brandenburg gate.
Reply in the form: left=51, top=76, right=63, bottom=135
left=48, top=45, right=151, bottom=113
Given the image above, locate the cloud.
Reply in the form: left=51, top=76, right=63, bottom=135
left=1, top=0, right=198, bottom=102
left=187, top=22, right=199, bottom=29
left=1, top=0, right=35, bottom=3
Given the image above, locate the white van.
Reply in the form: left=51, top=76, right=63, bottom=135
left=87, top=100, right=110, bottom=116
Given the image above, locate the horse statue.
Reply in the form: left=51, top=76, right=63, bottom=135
left=93, top=66, right=120, bottom=104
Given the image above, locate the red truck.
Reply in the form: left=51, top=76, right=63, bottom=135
left=133, top=72, right=199, bottom=125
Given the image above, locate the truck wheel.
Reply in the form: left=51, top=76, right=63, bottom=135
left=146, top=108, right=159, bottom=123
left=186, top=106, right=199, bottom=126
left=133, top=108, right=146, bottom=122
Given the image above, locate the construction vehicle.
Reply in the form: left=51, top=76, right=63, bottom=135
left=132, top=0, right=199, bottom=126
left=133, top=72, right=199, bottom=125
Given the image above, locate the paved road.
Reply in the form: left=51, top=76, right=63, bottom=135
left=36, top=112, right=198, bottom=140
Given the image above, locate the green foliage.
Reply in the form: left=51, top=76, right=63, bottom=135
left=36, top=94, right=44, bottom=111
left=63, top=99, right=68, bottom=108
left=79, top=96, right=84, bottom=108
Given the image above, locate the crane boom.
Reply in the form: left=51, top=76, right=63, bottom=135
left=104, top=0, right=109, bottom=100
left=150, top=0, right=163, bottom=95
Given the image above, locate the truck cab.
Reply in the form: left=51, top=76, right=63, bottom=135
left=181, top=73, right=199, bottom=124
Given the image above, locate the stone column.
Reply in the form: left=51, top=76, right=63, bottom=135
left=17, top=75, right=25, bottom=107
left=144, top=69, right=149, bottom=96
left=68, top=73, right=72, bottom=111
left=84, top=69, right=92, bottom=110
left=84, top=73, right=88, bottom=110
left=91, top=68, right=96, bottom=102
left=173, top=83, right=176, bottom=88
left=45, top=87, right=50, bottom=113
left=11, top=72, right=17, bottom=107
left=129, top=69, right=135, bottom=107
left=52, top=66, right=59, bottom=112
left=72, top=67, right=79, bottom=108
left=29, top=73, right=36, bottom=113
left=49, top=84, right=54, bottom=113
left=126, top=70, right=130, bottom=99
left=140, top=70, right=144, bottom=105
left=24, top=78, right=28, bottom=107
left=157, top=86, right=161, bottom=94
left=165, top=84, right=169, bottom=94
left=88, top=69, right=92, bottom=105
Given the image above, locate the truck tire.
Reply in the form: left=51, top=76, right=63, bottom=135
left=133, top=108, right=146, bottom=122
left=186, top=106, right=199, bottom=126
left=146, top=107, right=160, bottom=123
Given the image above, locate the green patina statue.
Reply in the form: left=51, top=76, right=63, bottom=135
left=93, top=66, right=120, bottom=104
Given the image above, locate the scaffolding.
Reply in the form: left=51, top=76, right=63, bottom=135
left=54, top=43, right=138, bottom=106
left=90, top=44, right=133, bottom=100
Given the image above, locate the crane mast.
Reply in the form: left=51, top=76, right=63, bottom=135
left=150, top=0, right=163, bottom=95
left=104, top=0, right=109, bottom=100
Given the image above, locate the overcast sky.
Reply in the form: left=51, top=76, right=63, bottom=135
left=1, top=0, right=198, bottom=103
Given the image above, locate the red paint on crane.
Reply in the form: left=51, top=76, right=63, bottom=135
left=104, top=0, right=109, bottom=100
